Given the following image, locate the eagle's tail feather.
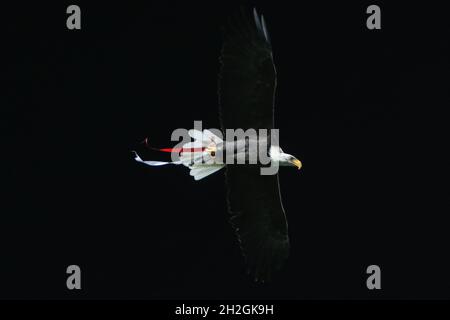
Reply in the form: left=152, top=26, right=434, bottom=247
left=182, top=129, right=225, bottom=180
left=189, top=165, right=225, bottom=181
left=134, top=129, right=225, bottom=180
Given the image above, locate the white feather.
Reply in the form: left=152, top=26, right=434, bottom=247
left=188, top=129, right=223, bottom=145
left=188, top=129, right=208, bottom=146
left=179, top=151, right=205, bottom=166
left=202, top=129, right=223, bottom=143
left=189, top=165, right=225, bottom=180
left=180, top=129, right=224, bottom=167
left=134, top=129, right=225, bottom=181
left=133, top=151, right=180, bottom=166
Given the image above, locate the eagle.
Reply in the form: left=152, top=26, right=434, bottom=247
left=134, top=8, right=302, bottom=282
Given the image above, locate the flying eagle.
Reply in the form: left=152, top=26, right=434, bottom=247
left=134, top=8, right=302, bottom=282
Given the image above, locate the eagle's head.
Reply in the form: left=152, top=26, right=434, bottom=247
left=270, top=146, right=302, bottom=169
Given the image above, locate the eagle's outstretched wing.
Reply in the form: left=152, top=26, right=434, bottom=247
left=218, top=8, right=276, bottom=131
left=218, top=8, right=289, bottom=282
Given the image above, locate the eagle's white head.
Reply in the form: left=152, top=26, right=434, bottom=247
left=269, top=146, right=302, bottom=169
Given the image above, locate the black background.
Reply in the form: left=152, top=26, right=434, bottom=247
left=2, top=1, right=449, bottom=299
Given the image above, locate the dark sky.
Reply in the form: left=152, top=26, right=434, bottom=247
left=2, top=1, right=449, bottom=299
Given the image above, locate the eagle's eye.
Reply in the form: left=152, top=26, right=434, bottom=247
left=211, top=151, right=216, bottom=157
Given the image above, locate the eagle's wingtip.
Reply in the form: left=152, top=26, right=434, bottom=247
left=261, top=15, right=271, bottom=45
left=252, top=7, right=271, bottom=45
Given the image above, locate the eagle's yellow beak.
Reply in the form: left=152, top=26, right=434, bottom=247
left=291, top=159, right=302, bottom=170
